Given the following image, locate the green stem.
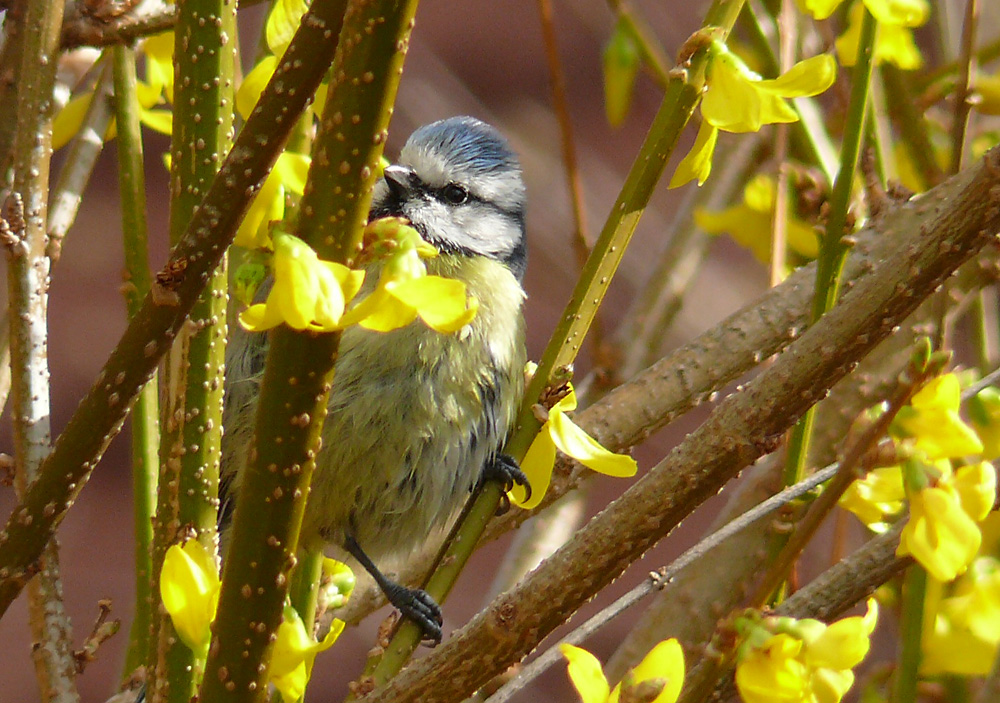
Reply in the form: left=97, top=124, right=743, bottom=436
left=198, top=2, right=413, bottom=701
left=148, top=0, right=236, bottom=698
left=893, top=566, right=927, bottom=703
left=365, top=0, right=748, bottom=687
left=112, top=43, right=161, bottom=681
left=782, top=6, right=877, bottom=488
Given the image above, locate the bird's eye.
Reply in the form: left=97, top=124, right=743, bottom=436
left=441, top=183, right=469, bottom=205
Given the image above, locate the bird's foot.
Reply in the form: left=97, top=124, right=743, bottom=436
left=481, top=453, right=530, bottom=514
left=382, top=581, right=443, bottom=646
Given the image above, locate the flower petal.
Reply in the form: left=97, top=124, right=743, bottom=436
left=549, top=411, right=638, bottom=477
left=511, top=427, right=557, bottom=509
left=756, top=54, right=837, bottom=97
left=560, top=644, right=611, bottom=703
left=669, top=120, right=718, bottom=188
left=630, top=639, right=685, bottom=703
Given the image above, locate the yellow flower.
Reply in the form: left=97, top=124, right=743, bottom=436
left=561, top=639, right=685, bottom=703
left=159, top=539, right=221, bottom=654
left=692, top=174, right=819, bottom=265
left=897, top=461, right=997, bottom=581
left=891, top=374, right=984, bottom=460
left=671, top=42, right=835, bottom=188
left=340, top=218, right=479, bottom=334
left=969, top=386, right=1000, bottom=460
left=510, top=382, right=637, bottom=510
left=835, top=1, right=927, bottom=70
left=736, top=633, right=809, bottom=703
left=735, top=601, right=878, bottom=703
left=234, top=151, right=310, bottom=250
left=923, top=557, right=1000, bottom=675
left=239, top=232, right=365, bottom=333
left=839, top=466, right=906, bottom=531
left=669, top=119, right=718, bottom=188
left=701, top=42, right=836, bottom=134
left=803, top=0, right=928, bottom=23
left=269, top=605, right=345, bottom=702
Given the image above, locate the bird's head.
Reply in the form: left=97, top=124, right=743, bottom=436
left=371, top=116, right=527, bottom=281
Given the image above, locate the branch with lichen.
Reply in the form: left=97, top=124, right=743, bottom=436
left=196, top=1, right=415, bottom=701
left=359, top=148, right=1000, bottom=703
left=0, top=0, right=351, bottom=621
left=146, top=0, right=236, bottom=699
left=4, top=0, right=79, bottom=700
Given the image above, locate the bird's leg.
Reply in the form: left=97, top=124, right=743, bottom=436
left=343, top=534, right=443, bottom=645
left=480, top=453, right=530, bottom=514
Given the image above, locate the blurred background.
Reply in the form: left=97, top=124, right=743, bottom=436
left=1, top=0, right=958, bottom=700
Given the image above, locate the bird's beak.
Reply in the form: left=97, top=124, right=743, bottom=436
left=383, top=164, right=415, bottom=198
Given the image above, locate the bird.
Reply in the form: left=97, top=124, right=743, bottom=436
left=221, top=116, right=529, bottom=644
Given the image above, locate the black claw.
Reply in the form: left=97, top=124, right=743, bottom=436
left=383, top=582, right=443, bottom=645
left=482, top=453, right=531, bottom=498
left=344, top=534, right=444, bottom=645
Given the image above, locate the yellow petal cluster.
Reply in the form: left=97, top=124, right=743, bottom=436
left=269, top=605, right=345, bottom=702
left=834, top=1, right=926, bottom=69
left=897, top=461, right=997, bottom=581
left=838, top=465, right=905, bottom=531
left=891, top=374, right=984, bottom=460
left=735, top=600, right=878, bottom=703
left=239, top=232, right=365, bottom=333
left=159, top=539, right=221, bottom=654
left=53, top=30, right=176, bottom=150
left=561, top=639, right=685, bottom=703
left=510, top=382, right=637, bottom=510
left=922, top=557, right=1000, bottom=675
left=340, top=218, right=479, bottom=334
left=693, top=174, right=819, bottom=267
left=671, top=42, right=835, bottom=188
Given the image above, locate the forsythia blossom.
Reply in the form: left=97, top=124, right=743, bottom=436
left=340, top=218, right=480, bottom=334
left=160, top=539, right=221, bottom=654
left=671, top=41, right=836, bottom=188
left=510, top=374, right=637, bottom=510
left=831, top=0, right=929, bottom=70
left=922, top=556, right=1000, bottom=675
left=896, top=460, right=996, bottom=582
left=735, top=600, right=878, bottom=703
left=239, top=232, right=365, bottom=333
left=269, top=605, right=345, bottom=702
left=694, top=174, right=819, bottom=267
left=561, top=639, right=685, bottom=703
left=891, top=374, right=984, bottom=460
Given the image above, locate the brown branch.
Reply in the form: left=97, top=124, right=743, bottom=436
left=360, top=150, right=1000, bottom=703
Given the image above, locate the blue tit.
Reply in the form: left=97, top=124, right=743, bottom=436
left=222, top=116, right=529, bottom=644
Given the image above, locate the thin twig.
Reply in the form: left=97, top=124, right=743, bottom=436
left=487, top=464, right=838, bottom=703
left=949, top=0, right=979, bottom=175
left=47, top=61, right=115, bottom=263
